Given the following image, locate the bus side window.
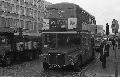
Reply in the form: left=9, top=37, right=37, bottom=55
left=28, top=41, right=32, bottom=50
left=24, top=42, right=28, bottom=49
left=33, top=42, right=37, bottom=49
left=70, top=35, right=81, bottom=48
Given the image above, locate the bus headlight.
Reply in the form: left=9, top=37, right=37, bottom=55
left=44, top=45, right=48, bottom=47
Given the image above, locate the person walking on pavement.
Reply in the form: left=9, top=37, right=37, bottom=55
left=105, top=39, right=110, bottom=57
left=112, top=38, right=116, bottom=50
left=118, top=37, right=120, bottom=49
left=99, top=40, right=107, bottom=69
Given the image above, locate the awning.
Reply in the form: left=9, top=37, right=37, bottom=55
left=0, top=27, right=14, bottom=33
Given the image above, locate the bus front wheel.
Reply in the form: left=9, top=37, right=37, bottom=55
left=3, top=55, right=13, bottom=66
left=74, top=56, right=82, bottom=72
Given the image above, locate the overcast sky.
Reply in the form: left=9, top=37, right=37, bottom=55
left=46, top=0, right=120, bottom=32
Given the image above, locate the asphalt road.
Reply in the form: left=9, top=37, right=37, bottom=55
left=0, top=54, right=97, bottom=77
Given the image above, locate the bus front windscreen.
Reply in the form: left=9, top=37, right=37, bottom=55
left=43, top=33, right=81, bottom=49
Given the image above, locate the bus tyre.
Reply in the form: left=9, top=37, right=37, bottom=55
left=3, top=55, right=12, bottom=66
left=74, top=56, right=82, bottom=72
left=43, top=62, right=49, bottom=71
left=28, top=53, right=33, bottom=61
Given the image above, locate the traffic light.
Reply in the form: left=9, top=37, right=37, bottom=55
left=106, top=23, right=109, bottom=35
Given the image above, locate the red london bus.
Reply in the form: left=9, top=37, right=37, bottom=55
left=41, top=2, right=96, bottom=71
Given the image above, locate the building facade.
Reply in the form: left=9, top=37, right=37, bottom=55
left=0, top=0, right=52, bottom=36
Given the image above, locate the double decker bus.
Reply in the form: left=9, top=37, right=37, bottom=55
left=41, top=2, right=96, bottom=71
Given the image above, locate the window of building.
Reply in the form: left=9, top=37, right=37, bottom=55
left=33, top=10, right=37, bottom=19
left=20, top=6, right=24, bottom=15
left=29, top=21, right=33, bottom=30
left=29, top=8, right=33, bottom=17
left=20, top=0, right=24, bottom=5
left=33, top=22, right=37, bottom=31
left=20, top=20, right=24, bottom=28
left=24, top=8, right=30, bottom=16
left=15, top=19, right=20, bottom=28
left=13, top=0, right=19, bottom=4
left=38, top=23, right=42, bottom=31
left=11, top=4, right=16, bottom=13
left=16, top=5, right=20, bottom=14
left=6, top=18, right=11, bottom=27
left=25, top=21, right=29, bottom=30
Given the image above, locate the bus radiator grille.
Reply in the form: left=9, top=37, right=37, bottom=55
left=48, top=53, right=65, bottom=66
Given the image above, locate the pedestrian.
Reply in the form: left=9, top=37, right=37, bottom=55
left=105, top=40, right=110, bottom=57
left=118, top=37, right=120, bottom=49
left=112, top=38, right=116, bottom=50
left=99, top=40, right=107, bottom=69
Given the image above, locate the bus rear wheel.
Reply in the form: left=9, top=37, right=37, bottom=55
left=28, top=52, right=33, bottom=61
left=43, top=62, right=50, bottom=71
left=3, top=55, right=13, bottom=66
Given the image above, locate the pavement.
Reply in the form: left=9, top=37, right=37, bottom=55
left=85, top=45, right=120, bottom=77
